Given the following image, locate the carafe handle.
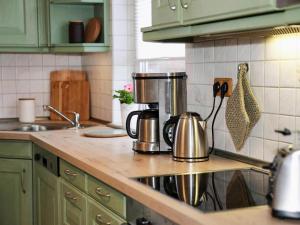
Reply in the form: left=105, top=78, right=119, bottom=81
left=163, top=116, right=179, bottom=147
left=126, top=110, right=142, bottom=139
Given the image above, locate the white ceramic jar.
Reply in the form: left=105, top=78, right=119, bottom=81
left=18, top=98, right=35, bottom=123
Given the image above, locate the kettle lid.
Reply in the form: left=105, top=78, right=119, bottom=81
left=180, top=112, right=203, bottom=120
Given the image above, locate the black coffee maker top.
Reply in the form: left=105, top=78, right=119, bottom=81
left=134, top=168, right=269, bottom=212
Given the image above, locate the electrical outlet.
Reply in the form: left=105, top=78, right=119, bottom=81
left=214, top=78, right=233, bottom=97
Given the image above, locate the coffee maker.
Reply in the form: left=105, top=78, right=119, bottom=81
left=126, top=72, right=187, bottom=153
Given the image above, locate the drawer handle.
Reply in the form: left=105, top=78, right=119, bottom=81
left=168, top=0, right=177, bottom=11
left=64, top=191, right=78, bottom=201
left=96, top=214, right=111, bottom=225
left=64, top=169, right=78, bottom=177
left=180, top=0, right=189, bottom=9
left=20, top=168, right=26, bottom=194
left=95, top=187, right=111, bottom=198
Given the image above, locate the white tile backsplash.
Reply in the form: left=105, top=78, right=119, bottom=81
left=186, top=35, right=300, bottom=162
left=0, top=53, right=81, bottom=118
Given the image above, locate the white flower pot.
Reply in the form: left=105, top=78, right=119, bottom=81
left=120, top=103, right=137, bottom=129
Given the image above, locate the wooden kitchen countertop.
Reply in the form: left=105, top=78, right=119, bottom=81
left=0, top=125, right=298, bottom=225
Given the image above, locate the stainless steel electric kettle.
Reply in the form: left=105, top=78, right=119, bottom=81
left=267, top=145, right=300, bottom=219
left=163, top=112, right=209, bottom=162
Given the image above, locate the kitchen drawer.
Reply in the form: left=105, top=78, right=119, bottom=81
left=87, top=175, right=126, bottom=218
left=61, top=180, right=87, bottom=225
left=87, top=198, right=126, bottom=225
left=60, top=160, right=87, bottom=192
left=0, top=140, right=32, bottom=159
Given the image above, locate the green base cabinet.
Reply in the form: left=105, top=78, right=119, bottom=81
left=61, top=180, right=87, bottom=225
left=34, top=163, right=60, bottom=225
left=87, top=198, right=126, bottom=225
left=0, top=158, right=33, bottom=225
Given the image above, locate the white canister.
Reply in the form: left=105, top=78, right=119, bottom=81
left=18, top=98, right=36, bottom=123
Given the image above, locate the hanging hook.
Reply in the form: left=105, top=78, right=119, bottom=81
left=238, top=63, right=249, bottom=73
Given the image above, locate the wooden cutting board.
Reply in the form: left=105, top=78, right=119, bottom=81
left=50, top=70, right=87, bottom=82
left=50, top=70, right=90, bottom=121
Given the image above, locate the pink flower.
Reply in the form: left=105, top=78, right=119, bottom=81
left=124, top=83, right=133, bottom=92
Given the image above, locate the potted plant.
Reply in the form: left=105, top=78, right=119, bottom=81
left=113, top=83, right=136, bottom=128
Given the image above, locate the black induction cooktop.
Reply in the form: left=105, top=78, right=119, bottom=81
left=134, top=168, right=269, bottom=212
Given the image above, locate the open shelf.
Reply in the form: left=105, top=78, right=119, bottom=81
left=50, top=43, right=110, bottom=53
left=49, top=0, right=109, bottom=53
left=50, top=0, right=104, bottom=4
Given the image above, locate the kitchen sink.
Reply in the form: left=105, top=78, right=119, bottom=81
left=12, top=124, right=71, bottom=132
left=0, top=119, right=95, bottom=132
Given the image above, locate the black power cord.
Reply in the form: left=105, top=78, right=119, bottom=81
left=208, top=82, right=228, bottom=155
left=205, top=82, right=221, bottom=121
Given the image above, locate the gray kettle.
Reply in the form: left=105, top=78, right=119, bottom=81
left=267, top=146, right=300, bottom=219
left=163, top=112, right=209, bottom=162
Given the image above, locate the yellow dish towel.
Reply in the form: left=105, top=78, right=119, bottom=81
left=225, top=64, right=261, bottom=150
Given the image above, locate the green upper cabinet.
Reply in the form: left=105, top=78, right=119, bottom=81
left=38, top=0, right=50, bottom=48
left=143, top=0, right=299, bottom=42
left=0, top=158, right=33, bottom=225
left=49, top=0, right=110, bottom=53
left=181, top=0, right=279, bottom=25
left=0, top=0, right=38, bottom=47
left=150, top=0, right=279, bottom=30
left=0, top=0, right=110, bottom=52
left=152, top=0, right=181, bottom=29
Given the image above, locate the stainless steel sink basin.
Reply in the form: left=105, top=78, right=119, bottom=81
left=12, top=124, right=71, bottom=132
left=0, top=119, right=95, bottom=132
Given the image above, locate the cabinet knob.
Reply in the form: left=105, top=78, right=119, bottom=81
left=95, top=214, right=111, bottom=225
left=180, top=0, right=189, bottom=9
left=168, top=0, right=177, bottom=11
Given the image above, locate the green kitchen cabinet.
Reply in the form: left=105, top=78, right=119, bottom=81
left=0, top=0, right=110, bottom=52
left=49, top=0, right=110, bottom=53
left=151, top=0, right=181, bottom=29
left=61, top=180, right=87, bottom=225
left=87, top=198, right=126, bottom=225
left=151, top=0, right=279, bottom=30
left=181, top=0, right=279, bottom=26
left=38, top=0, right=51, bottom=48
left=0, top=0, right=38, bottom=47
left=34, top=163, right=60, bottom=225
left=0, top=158, right=33, bottom=225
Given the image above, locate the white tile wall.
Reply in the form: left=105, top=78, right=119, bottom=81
left=0, top=53, right=81, bottom=118
left=82, top=0, right=136, bottom=124
left=186, top=34, right=300, bottom=162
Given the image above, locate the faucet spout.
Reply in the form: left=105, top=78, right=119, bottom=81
left=43, top=105, right=81, bottom=128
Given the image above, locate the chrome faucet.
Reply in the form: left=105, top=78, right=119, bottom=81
left=43, top=105, right=81, bottom=129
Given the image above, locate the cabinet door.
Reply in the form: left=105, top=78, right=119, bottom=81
left=35, top=163, right=60, bottom=225
left=37, top=0, right=50, bottom=47
left=0, top=158, right=33, bottom=225
left=0, top=0, right=38, bottom=46
left=182, top=0, right=278, bottom=25
left=61, top=181, right=87, bottom=225
left=152, top=0, right=182, bottom=29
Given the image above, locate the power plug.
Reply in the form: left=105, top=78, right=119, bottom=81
left=214, top=78, right=233, bottom=97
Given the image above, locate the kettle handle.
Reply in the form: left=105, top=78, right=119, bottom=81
left=163, top=116, right=179, bottom=147
left=126, top=110, right=142, bottom=139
